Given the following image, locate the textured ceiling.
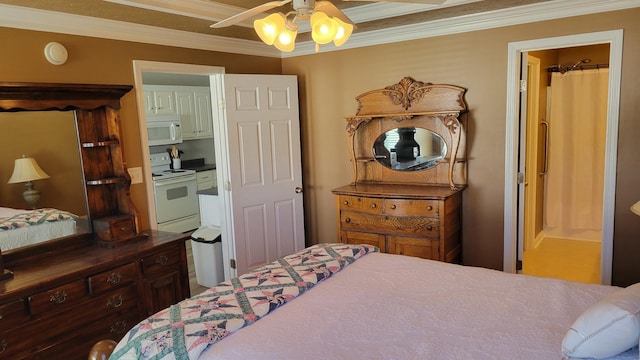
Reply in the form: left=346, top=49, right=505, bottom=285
left=0, top=0, right=552, bottom=42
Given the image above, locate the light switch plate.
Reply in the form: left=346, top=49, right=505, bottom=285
left=127, top=167, right=143, bottom=184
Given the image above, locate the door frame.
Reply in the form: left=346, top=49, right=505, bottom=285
left=503, top=30, right=623, bottom=285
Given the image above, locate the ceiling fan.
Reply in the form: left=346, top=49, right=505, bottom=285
left=210, top=0, right=447, bottom=52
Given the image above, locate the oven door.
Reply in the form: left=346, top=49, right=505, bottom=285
left=153, top=174, right=198, bottom=224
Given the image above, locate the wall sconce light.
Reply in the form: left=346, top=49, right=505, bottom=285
left=8, top=155, right=50, bottom=209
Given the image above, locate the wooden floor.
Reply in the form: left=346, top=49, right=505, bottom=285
left=522, top=237, right=601, bottom=284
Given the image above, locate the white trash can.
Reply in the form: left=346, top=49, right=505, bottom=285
left=190, top=226, right=224, bottom=287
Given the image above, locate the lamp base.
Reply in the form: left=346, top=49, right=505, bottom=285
left=0, top=268, right=14, bottom=281
left=23, top=181, right=41, bottom=209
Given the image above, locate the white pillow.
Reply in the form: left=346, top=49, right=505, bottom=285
left=562, top=282, right=640, bottom=359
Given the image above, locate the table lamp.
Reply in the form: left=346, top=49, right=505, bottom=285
left=7, top=155, right=50, bottom=209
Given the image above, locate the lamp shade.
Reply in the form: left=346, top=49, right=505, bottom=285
left=8, top=156, right=50, bottom=184
left=333, top=17, right=353, bottom=47
left=632, top=201, right=640, bottom=216
left=310, top=12, right=338, bottom=45
left=254, top=13, right=286, bottom=46
left=274, top=26, right=297, bottom=52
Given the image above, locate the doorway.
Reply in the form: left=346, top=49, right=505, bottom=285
left=503, top=30, right=623, bottom=285
left=521, top=45, right=610, bottom=284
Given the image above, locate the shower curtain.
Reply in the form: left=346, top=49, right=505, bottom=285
left=543, top=69, right=608, bottom=242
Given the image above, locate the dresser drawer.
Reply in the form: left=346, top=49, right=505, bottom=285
left=341, top=211, right=439, bottom=237
left=2, top=285, right=138, bottom=359
left=383, top=198, right=439, bottom=217
left=93, top=214, right=136, bottom=242
left=338, top=195, right=383, bottom=214
left=29, top=279, right=87, bottom=316
left=0, top=298, right=29, bottom=330
left=88, top=263, right=137, bottom=295
left=388, top=235, right=440, bottom=260
left=140, top=246, right=181, bottom=275
left=341, top=231, right=385, bottom=250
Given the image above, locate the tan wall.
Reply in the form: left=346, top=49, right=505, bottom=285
left=0, top=112, right=86, bottom=215
left=0, top=26, right=282, bottom=229
left=283, top=8, right=640, bottom=286
left=1, top=8, right=639, bottom=286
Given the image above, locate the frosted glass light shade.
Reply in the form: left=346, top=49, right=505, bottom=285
left=333, top=18, right=353, bottom=46
left=8, top=157, right=50, bottom=184
left=254, top=13, right=286, bottom=45
left=310, top=12, right=338, bottom=45
left=274, top=27, right=297, bottom=52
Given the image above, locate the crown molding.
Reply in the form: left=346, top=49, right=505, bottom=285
left=0, top=0, right=638, bottom=59
left=285, top=0, right=640, bottom=57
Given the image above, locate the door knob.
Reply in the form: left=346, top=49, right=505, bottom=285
left=295, top=187, right=303, bottom=193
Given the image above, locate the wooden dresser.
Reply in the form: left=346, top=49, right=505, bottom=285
left=0, top=231, right=190, bottom=359
left=0, top=82, right=191, bottom=359
left=332, top=77, right=468, bottom=263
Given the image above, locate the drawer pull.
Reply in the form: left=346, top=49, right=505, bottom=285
left=426, top=225, right=433, bottom=231
left=345, top=218, right=351, bottom=223
left=371, top=203, right=377, bottom=208
left=107, top=272, right=122, bottom=285
left=110, top=320, right=128, bottom=335
left=427, top=205, right=433, bottom=211
left=0, top=338, right=6, bottom=354
left=0, top=312, right=3, bottom=320
left=390, top=204, right=397, bottom=209
left=107, top=295, right=124, bottom=308
left=120, top=226, right=127, bottom=231
left=50, top=291, right=68, bottom=304
left=156, top=255, right=169, bottom=265
left=343, top=200, right=349, bottom=205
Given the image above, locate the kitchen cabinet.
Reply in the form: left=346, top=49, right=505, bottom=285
left=143, top=85, right=177, bottom=116
left=332, top=77, right=468, bottom=263
left=176, top=86, right=213, bottom=140
left=196, top=169, right=217, bottom=190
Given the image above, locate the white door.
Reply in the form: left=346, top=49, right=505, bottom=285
left=219, top=74, right=305, bottom=275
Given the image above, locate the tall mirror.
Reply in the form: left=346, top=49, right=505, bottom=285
left=373, top=127, right=447, bottom=171
left=0, top=111, right=90, bottom=252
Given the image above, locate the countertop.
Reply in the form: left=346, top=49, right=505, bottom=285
left=197, top=187, right=219, bottom=196
left=181, top=158, right=216, bottom=172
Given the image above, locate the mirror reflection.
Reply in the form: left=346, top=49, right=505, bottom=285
left=373, top=127, right=447, bottom=171
left=0, top=111, right=90, bottom=252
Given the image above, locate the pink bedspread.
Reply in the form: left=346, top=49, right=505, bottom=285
left=202, top=253, right=636, bottom=360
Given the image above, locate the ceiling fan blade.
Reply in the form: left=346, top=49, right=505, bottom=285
left=210, top=0, right=291, bottom=28
left=315, top=1, right=354, bottom=25
left=343, top=0, right=446, bottom=4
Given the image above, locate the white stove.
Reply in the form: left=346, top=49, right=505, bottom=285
left=150, top=152, right=199, bottom=233
left=150, top=153, right=196, bottom=180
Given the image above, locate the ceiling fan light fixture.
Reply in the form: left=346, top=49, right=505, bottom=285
left=332, top=17, right=353, bottom=47
left=310, top=11, right=338, bottom=45
left=274, top=26, right=297, bottom=52
left=254, top=12, right=287, bottom=45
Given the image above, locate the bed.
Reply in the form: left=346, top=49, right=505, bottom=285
left=108, top=243, right=640, bottom=360
left=0, top=207, right=78, bottom=251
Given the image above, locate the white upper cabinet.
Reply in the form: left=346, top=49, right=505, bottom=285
left=175, top=86, right=214, bottom=140
left=144, top=85, right=177, bottom=115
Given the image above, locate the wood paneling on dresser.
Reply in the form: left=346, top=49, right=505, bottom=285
left=0, top=231, right=189, bottom=359
left=332, top=77, right=468, bottom=263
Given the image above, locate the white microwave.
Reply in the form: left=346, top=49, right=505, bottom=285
left=147, top=116, right=182, bottom=146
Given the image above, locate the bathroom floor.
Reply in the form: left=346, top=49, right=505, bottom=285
left=522, top=237, right=601, bottom=284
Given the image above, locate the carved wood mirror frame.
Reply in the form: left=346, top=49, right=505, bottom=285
left=344, top=77, right=468, bottom=189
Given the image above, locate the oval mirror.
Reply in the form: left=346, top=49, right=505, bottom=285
left=373, top=127, right=447, bottom=171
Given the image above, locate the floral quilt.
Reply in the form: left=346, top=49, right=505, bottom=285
left=0, top=208, right=78, bottom=231
left=110, top=243, right=378, bottom=360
